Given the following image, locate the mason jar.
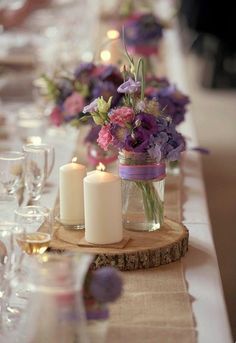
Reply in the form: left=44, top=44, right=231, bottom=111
left=118, top=150, right=166, bottom=232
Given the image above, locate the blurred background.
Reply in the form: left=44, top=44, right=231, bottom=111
left=178, top=0, right=236, bottom=338
left=0, top=0, right=235, bottom=338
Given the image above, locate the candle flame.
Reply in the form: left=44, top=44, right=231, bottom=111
left=96, top=162, right=106, bottom=172
left=100, top=50, right=111, bottom=62
left=72, top=157, right=77, bottom=163
left=107, top=29, right=120, bottom=40
left=26, top=136, right=42, bottom=145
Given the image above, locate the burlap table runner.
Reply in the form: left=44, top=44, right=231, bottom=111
left=54, top=127, right=196, bottom=342
left=106, top=171, right=196, bottom=342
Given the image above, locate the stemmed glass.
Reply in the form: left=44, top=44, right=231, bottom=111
left=0, top=222, right=24, bottom=332
left=0, top=206, right=52, bottom=334
left=22, top=143, right=55, bottom=202
left=0, top=151, right=25, bottom=195
left=0, top=151, right=25, bottom=216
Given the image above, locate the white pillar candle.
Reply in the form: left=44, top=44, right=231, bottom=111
left=84, top=170, right=123, bottom=244
left=59, top=160, right=86, bottom=226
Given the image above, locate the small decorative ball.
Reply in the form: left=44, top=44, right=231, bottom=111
left=89, top=267, right=123, bottom=303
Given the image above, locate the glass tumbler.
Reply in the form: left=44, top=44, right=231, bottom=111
left=14, top=205, right=52, bottom=256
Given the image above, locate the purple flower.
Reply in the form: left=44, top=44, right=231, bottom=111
left=90, top=65, right=123, bottom=106
left=83, top=98, right=98, bottom=114
left=89, top=267, right=123, bottom=303
left=124, top=13, right=163, bottom=45
left=146, top=85, right=190, bottom=126
left=99, top=65, right=121, bottom=82
left=117, top=78, right=141, bottom=94
left=92, top=80, right=121, bottom=106
left=74, top=62, right=95, bottom=79
left=167, top=142, right=185, bottom=161
left=161, top=126, right=186, bottom=161
left=146, top=77, right=170, bottom=89
left=56, top=79, right=73, bottom=105
left=147, top=132, right=168, bottom=161
left=124, top=128, right=150, bottom=152
left=148, top=144, right=162, bottom=161
left=191, top=147, right=210, bottom=154
left=110, top=124, right=130, bottom=150
left=134, top=113, right=159, bottom=134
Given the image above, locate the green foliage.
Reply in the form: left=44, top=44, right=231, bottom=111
left=39, top=74, right=60, bottom=101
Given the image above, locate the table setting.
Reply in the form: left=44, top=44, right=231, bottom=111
left=0, top=1, right=233, bottom=342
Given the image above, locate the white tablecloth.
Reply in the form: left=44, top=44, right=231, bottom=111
left=164, top=28, right=233, bottom=343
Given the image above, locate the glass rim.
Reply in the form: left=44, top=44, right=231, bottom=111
left=14, top=205, right=51, bottom=218
left=0, top=151, right=25, bottom=161
left=22, top=144, right=47, bottom=153
left=23, top=143, right=52, bottom=149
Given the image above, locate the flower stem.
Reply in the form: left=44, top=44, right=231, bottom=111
left=136, top=180, right=164, bottom=225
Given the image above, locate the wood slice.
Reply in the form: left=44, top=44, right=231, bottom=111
left=50, top=218, right=188, bottom=271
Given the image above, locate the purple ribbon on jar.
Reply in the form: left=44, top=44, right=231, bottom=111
left=119, top=163, right=166, bottom=181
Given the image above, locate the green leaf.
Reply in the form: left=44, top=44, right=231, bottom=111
left=74, top=81, right=89, bottom=97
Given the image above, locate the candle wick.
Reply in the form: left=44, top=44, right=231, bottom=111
left=96, top=162, right=106, bottom=172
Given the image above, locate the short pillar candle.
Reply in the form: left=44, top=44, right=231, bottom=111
left=84, top=169, right=123, bottom=244
left=59, top=160, right=86, bottom=226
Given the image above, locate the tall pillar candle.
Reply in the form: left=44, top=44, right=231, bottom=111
left=60, top=161, right=86, bottom=226
left=84, top=170, right=123, bottom=244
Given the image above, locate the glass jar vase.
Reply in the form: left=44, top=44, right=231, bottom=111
left=119, top=151, right=166, bottom=232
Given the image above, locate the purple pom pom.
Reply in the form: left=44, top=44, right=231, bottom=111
left=89, top=267, right=123, bottom=303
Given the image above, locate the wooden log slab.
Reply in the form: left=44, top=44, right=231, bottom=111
left=50, top=218, right=189, bottom=271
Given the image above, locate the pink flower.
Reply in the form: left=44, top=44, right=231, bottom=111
left=109, top=107, right=135, bottom=127
left=50, top=106, right=63, bottom=126
left=63, top=92, right=85, bottom=116
left=97, top=125, right=113, bottom=151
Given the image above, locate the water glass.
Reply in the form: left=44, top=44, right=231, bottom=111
left=23, top=145, right=47, bottom=201
left=0, top=151, right=25, bottom=195
left=17, top=105, right=47, bottom=143
left=14, top=205, right=52, bottom=256
left=23, top=143, right=55, bottom=201
left=36, top=143, right=55, bottom=178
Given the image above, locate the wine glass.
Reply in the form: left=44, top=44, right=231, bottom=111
left=14, top=205, right=52, bottom=256
left=0, top=222, right=24, bottom=331
left=23, top=143, right=55, bottom=202
left=0, top=151, right=25, bottom=196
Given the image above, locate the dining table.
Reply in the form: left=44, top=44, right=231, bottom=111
left=0, top=8, right=233, bottom=343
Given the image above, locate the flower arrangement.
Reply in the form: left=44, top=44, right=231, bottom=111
left=83, top=266, right=123, bottom=321
left=145, top=77, right=190, bottom=126
left=37, top=63, right=123, bottom=127
left=83, top=68, right=185, bottom=164
left=83, top=50, right=185, bottom=228
left=123, top=13, right=164, bottom=57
